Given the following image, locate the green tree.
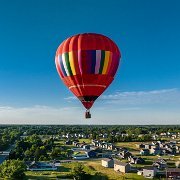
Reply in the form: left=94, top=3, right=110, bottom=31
left=71, top=163, right=87, bottom=180
left=0, top=160, right=26, bottom=179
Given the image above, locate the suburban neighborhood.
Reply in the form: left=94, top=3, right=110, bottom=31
left=0, top=125, right=180, bottom=179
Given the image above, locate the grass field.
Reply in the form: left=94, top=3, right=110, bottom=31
left=115, top=142, right=140, bottom=155
left=25, top=160, right=151, bottom=180
left=78, top=138, right=92, bottom=144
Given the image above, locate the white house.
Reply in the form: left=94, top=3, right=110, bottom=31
left=101, top=158, right=114, bottom=168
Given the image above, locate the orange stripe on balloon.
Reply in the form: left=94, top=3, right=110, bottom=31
left=106, top=52, right=113, bottom=75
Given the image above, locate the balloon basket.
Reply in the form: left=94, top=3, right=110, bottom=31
left=85, top=110, right=91, bottom=119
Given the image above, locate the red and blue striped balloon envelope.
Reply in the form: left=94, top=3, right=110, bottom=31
left=55, top=33, right=121, bottom=110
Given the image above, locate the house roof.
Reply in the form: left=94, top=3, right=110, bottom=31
left=143, top=166, right=156, bottom=170
left=102, top=158, right=114, bottom=162
left=141, top=148, right=149, bottom=151
left=154, top=158, right=166, bottom=164
left=114, top=160, right=129, bottom=166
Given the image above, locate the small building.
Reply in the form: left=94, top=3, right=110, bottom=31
left=166, top=168, right=180, bottom=179
left=107, top=143, right=115, bottom=150
left=101, top=158, right=114, bottom=168
left=128, top=156, right=145, bottom=164
left=143, top=166, right=157, bottom=179
left=119, top=151, right=132, bottom=159
left=136, top=144, right=145, bottom=149
left=65, top=140, right=72, bottom=145
left=150, top=148, right=163, bottom=155
left=140, top=149, right=150, bottom=155
left=87, top=150, right=97, bottom=158
left=27, top=161, right=57, bottom=171
left=137, top=170, right=143, bottom=176
left=153, top=158, right=167, bottom=169
left=83, top=144, right=90, bottom=150
left=114, top=160, right=131, bottom=173
left=144, top=144, right=153, bottom=149
left=53, top=160, right=61, bottom=166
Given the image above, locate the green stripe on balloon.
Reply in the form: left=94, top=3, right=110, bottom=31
left=64, top=52, right=73, bottom=76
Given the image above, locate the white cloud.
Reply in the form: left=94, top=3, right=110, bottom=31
left=100, top=88, right=180, bottom=106
left=64, top=96, right=76, bottom=100
left=0, top=88, right=180, bottom=125
left=0, top=105, right=84, bottom=124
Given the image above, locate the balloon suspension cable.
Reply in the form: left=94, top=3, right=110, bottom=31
left=85, top=109, right=91, bottom=119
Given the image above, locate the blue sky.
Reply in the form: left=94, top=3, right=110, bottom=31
left=0, top=0, right=180, bottom=124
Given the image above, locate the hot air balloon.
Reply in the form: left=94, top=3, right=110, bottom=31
left=55, top=33, right=121, bottom=118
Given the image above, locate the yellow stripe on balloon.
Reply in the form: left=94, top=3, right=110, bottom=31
left=102, top=51, right=110, bottom=74
left=69, top=51, right=76, bottom=75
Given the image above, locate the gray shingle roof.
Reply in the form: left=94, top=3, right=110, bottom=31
left=114, top=160, right=129, bottom=166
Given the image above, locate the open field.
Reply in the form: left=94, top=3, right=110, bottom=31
left=115, top=142, right=142, bottom=156
left=25, top=160, right=153, bottom=180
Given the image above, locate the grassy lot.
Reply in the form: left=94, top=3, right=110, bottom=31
left=115, top=142, right=141, bottom=155
left=25, top=171, right=62, bottom=179
left=78, top=138, right=92, bottom=144
left=85, top=160, right=147, bottom=180
left=25, top=160, right=151, bottom=180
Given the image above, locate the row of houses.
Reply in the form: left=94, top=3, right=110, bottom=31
left=102, top=158, right=180, bottom=179
left=61, top=132, right=130, bottom=140
left=137, top=141, right=180, bottom=155
left=60, top=131, right=180, bottom=141
left=138, top=167, right=180, bottom=179
left=92, top=140, right=115, bottom=150
left=159, top=132, right=180, bottom=139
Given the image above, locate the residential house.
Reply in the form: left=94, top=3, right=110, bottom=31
left=92, top=140, right=97, bottom=146
left=114, top=160, right=131, bottom=173
left=140, top=149, right=150, bottom=155
left=136, top=144, right=145, bottom=149
left=160, top=132, right=167, bottom=136
left=101, top=158, right=114, bottom=168
left=87, top=150, right=97, bottom=158
left=143, top=166, right=157, bottom=179
left=103, top=133, right=108, bottom=138
left=144, top=144, right=153, bottom=149
left=101, top=142, right=107, bottom=149
left=137, top=170, right=143, bottom=176
left=128, top=156, right=145, bottom=164
left=152, top=134, right=159, bottom=140
left=27, top=161, right=57, bottom=171
left=65, top=140, right=72, bottom=145
left=83, top=144, right=90, bottom=150
left=119, top=150, right=132, bottom=159
left=107, top=143, right=115, bottom=150
left=73, top=141, right=79, bottom=146
left=150, top=147, right=163, bottom=155
left=166, top=168, right=180, bottom=179
left=153, top=159, right=167, bottom=169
